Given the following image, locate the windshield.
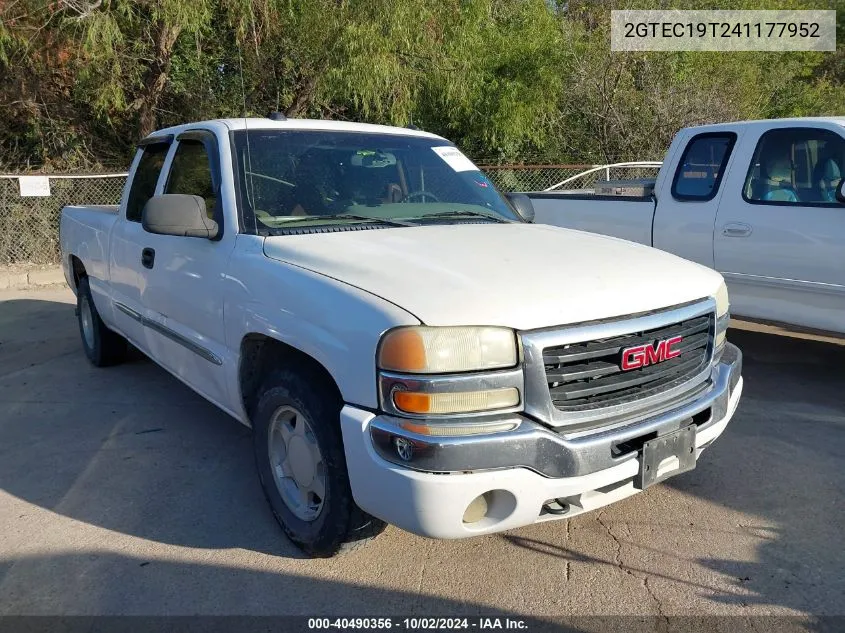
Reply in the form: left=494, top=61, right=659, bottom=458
left=231, top=130, right=519, bottom=232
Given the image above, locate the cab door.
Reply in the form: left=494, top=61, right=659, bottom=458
left=652, top=130, right=739, bottom=268
left=714, top=125, right=845, bottom=334
left=138, top=130, right=236, bottom=410
left=108, top=138, right=172, bottom=351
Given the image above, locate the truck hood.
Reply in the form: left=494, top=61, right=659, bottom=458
left=263, top=223, right=723, bottom=331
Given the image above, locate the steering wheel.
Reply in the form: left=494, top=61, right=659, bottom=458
left=400, top=190, right=440, bottom=203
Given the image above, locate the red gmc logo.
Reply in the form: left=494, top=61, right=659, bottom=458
left=620, top=336, right=683, bottom=371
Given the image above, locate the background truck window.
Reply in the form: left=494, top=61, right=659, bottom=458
left=165, top=139, right=217, bottom=218
left=743, top=128, right=845, bottom=205
left=671, top=133, right=736, bottom=202
left=125, top=142, right=170, bottom=222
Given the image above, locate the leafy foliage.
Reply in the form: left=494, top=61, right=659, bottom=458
left=0, top=0, right=841, bottom=170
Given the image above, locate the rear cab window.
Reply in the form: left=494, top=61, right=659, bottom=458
left=125, top=141, right=170, bottom=222
left=671, top=132, right=737, bottom=201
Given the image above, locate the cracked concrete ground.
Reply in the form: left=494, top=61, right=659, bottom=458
left=1, top=287, right=844, bottom=620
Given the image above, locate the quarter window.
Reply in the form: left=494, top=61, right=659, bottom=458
left=165, top=139, right=218, bottom=218
left=743, top=128, right=845, bottom=205
left=125, top=142, right=169, bottom=222
left=672, top=133, right=736, bottom=201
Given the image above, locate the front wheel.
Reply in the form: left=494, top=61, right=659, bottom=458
left=252, top=369, right=386, bottom=557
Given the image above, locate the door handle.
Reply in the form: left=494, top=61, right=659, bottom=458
left=141, top=247, right=156, bottom=269
left=722, top=223, right=752, bottom=237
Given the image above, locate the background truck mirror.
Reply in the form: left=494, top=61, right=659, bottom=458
left=837, top=180, right=845, bottom=204
left=142, top=194, right=219, bottom=239
left=505, top=193, right=535, bottom=223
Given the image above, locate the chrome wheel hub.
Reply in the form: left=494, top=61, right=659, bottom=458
left=267, top=405, right=326, bottom=521
left=80, top=296, right=95, bottom=349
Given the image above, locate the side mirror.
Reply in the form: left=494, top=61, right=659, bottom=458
left=837, top=180, right=845, bottom=204
left=505, top=192, right=535, bottom=223
left=142, top=194, right=219, bottom=239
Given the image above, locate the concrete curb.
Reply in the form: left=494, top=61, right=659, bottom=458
left=0, top=266, right=66, bottom=290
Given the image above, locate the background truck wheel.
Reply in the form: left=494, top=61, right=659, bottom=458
left=252, top=369, right=386, bottom=557
left=76, top=276, right=127, bottom=367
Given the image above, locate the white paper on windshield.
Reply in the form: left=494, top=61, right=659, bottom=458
left=431, top=146, right=478, bottom=172
left=18, top=176, right=51, bottom=197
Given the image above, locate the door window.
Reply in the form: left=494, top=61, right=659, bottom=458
left=165, top=139, right=218, bottom=218
left=126, top=142, right=170, bottom=222
left=671, top=133, right=736, bottom=201
left=743, top=128, right=845, bottom=205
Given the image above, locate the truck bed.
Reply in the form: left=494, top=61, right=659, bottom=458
left=59, top=205, right=120, bottom=294
left=527, top=191, right=655, bottom=246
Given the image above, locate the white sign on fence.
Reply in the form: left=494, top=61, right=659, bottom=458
left=18, top=176, right=51, bottom=197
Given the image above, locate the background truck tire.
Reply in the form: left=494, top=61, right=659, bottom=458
left=252, top=368, right=386, bottom=557
left=76, top=276, right=127, bottom=367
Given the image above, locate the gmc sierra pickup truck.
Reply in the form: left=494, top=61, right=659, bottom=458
left=60, top=117, right=742, bottom=557
left=529, top=118, right=845, bottom=335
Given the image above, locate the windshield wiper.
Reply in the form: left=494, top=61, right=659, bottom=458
left=406, top=210, right=513, bottom=224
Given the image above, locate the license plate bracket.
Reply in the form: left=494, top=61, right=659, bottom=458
left=635, top=425, right=697, bottom=490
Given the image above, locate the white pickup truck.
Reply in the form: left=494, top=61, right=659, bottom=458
left=529, top=118, right=845, bottom=336
left=60, top=117, right=742, bottom=557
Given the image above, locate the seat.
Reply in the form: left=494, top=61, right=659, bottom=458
left=814, top=158, right=842, bottom=202
left=761, top=157, right=799, bottom=202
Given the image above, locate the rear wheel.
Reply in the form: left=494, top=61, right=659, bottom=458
left=252, top=369, right=386, bottom=557
left=76, top=276, right=127, bottom=367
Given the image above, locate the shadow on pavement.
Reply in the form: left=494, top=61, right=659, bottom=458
left=0, top=298, right=301, bottom=558
left=666, top=329, right=845, bottom=617
left=0, top=551, right=835, bottom=633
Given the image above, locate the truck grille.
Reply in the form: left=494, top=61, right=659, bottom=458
left=543, top=314, right=713, bottom=412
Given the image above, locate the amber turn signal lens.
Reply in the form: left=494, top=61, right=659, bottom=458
left=392, top=391, right=432, bottom=414
left=392, top=388, right=519, bottom=415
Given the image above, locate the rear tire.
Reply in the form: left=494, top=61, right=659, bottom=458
left=252, top=368, right=386, bottom=557
left=76, top=276, right=127, bottom=367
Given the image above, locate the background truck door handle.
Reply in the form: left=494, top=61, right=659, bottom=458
left=722, top=223, right=752, bottom=237
left=141, top=247, right=156, bottom=269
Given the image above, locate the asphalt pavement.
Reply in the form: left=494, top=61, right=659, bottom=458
left=1, top=287, right=843, bottom=623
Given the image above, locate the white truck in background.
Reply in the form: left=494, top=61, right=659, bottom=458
left=529, top=118, right=845, bottom=336
left=60, top=116, right=742, bottom=557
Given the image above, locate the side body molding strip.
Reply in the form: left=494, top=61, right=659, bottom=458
left=114, top=301, right=223, bottom=366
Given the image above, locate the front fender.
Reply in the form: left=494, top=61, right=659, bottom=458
left=224, top=237, right=419, bottom=419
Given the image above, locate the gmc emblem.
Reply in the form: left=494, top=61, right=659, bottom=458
left=620, top=336, right=683, bottom=371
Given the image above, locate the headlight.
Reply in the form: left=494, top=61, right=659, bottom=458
left=377, top=326, right=522, bottom=420
left=714, top=281, right=730, bottom=348
left=378, top=326, right=518, bottom=374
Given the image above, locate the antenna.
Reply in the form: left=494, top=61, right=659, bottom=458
left=237, top=41, right=258, bottom=235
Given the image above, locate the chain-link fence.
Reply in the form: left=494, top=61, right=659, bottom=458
left=0, top=174, right=127, bottom=265
left=0, top=162, right=662, bottom=266
left=481, top=162, right=662, bottom=192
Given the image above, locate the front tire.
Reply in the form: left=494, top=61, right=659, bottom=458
left=252, top=369, right=386, bottom=557
left=76, top=276, right=127, bottom=367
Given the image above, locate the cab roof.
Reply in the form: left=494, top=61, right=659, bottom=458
left=145, top=118, right=447, bottom=143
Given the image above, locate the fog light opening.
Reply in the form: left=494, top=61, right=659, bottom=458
left=463, top=493, right=491, bottom=524
left=461, top=489, right=517, bottom=529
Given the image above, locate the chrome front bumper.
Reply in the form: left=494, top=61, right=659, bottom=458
left=369, top=343, right=742, bottom=479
